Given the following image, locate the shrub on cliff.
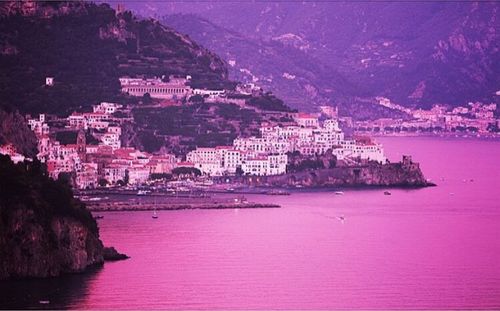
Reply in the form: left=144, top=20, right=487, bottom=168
left=247, top=94, right=294, bottom=112
left=0, top=155, right=97, bottom=234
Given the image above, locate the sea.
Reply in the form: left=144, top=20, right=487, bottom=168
left=1, top=136, right=500, bottom=309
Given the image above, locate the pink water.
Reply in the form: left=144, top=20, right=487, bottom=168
left=1, top=137, right=500, bottom=309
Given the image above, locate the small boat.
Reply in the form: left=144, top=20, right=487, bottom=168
left=39, top=300, right=50, bottom=305
left=152, top=210, right=158, bottom=219
left=334, top=191, right=344, bottom=195
left=267, top=189, right=290, bottom=195
left=94, top=215, right=104, bottom=220
left=137, top=190, right=149, bottom=196
left=384, top=191, right=392, bottom=195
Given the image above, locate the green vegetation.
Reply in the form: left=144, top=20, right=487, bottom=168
left=286, top=151, right=337, bottom=173
left=247, top=93, right=294, bottom=112
left=172, top=167, right=201, bottom=177
left=0, top=155, right=98, bottom=234
left=0, top=1, right=230, bottom=116
left=55, top=131, right=79, bottom=145
left=132, top=103, right=262, bottom=154
left=0, top=3, right=122, bottom=115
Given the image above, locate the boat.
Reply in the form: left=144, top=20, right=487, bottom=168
left=267, top=189, right=290, bottom=195
left=384, top=191, right=392, bottom=195
left=137, top=190, right=149, bottom=196
left=334, top=191, right=344, bottom=195
left=234, top=196, right=248, bottom=204
left=152, top=210, right=158, bottom=219
left=94, top=215, right=104, bottom=220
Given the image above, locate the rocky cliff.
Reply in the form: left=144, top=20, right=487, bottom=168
left=231, top=158, right=432, bottom=188
left=0, top=155, right=105, bottom=280
left=0, top=210, right=103, bottom=279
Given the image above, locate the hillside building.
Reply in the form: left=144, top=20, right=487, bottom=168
left=119, top=76, right=191, bottom=100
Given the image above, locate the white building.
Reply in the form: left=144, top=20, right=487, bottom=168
left=192, top=89, right=225, bottom=97
left=100, top=132, right=121, bottom=150
left=128, top=165, right=150, bottom=185
left=294, top=113, right=319, bottom=128
left=186, top=147, right=224, bottom=176
left=119, top=76, right=191, bottom=100
left=103, top=164, right=126, bottom=185
left=241, top=153, right=287, bottom=176
left=222, top=149, right=243, bottom=174
left=93, top=102, right=122, bottom=115
left=28, top=114, right=50, bottom=136
left=233, top=137, right=291, bottom=154
left=75, top=162, right=98, bottom=189
left=45, top=77, right=54, bottom=86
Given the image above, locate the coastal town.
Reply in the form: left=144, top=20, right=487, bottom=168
left=351, top=96, right=499, bottom=136
left=1, top=73, right=498, bottom=192
left=1, top=75, right=389, bottom=191
left=1, top=72, right=497, bottom=193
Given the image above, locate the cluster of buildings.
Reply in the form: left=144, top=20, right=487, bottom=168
left=185, top=113, right=386, bottom=176
left=0, top=75, right=389, bottom=189
left=0, top=144, right=27, bottom=164
left=119, top=75, right=255, bottom=107
left=354, top=98, right=499, bottom=134
left=119, top=76, right=192, bottom=100
left=24, top=102, right=176, bottom=189
left=13, top=101, right=387, bottom=187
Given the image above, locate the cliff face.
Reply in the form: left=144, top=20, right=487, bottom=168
left=234, top=160, right=431, bottom=188
left=0, top=155, right=104, bottom=280
left=0, top=209, right=103, bottom=279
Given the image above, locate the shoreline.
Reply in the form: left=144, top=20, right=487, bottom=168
left=86, top=201, right=280, bottom=212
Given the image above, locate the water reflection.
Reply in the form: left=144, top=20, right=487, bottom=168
left=0, top=265, right=103, bottom=309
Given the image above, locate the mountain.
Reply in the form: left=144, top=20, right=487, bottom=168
left=0, top=1, right=230, bottom=115
left=161, top=14, right=358, bottom=110
left=162, top=14, right=406, bottom=119
left=125, top=1, right=499, bottom=110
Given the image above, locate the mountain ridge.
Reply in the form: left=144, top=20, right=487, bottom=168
left=130, top=1, right=500, bottom=110
left=0, top=1, right=231, bottom=115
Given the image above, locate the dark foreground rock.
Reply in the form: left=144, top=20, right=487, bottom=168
left=103, top=247, right=130, bottom=261
left=0, top=155, right=105, bottom=280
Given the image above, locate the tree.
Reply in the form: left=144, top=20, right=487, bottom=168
left=98, top=178, right=108, bottom=187
left=235, top=166, right=244, bottom=176
left=142, top=93, right=152, bottom=105
left=172, top=167, right=202, bottom=177
left=124, top=169, right=129, bottom=185
left=188, top=94, right=204, bottom=104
